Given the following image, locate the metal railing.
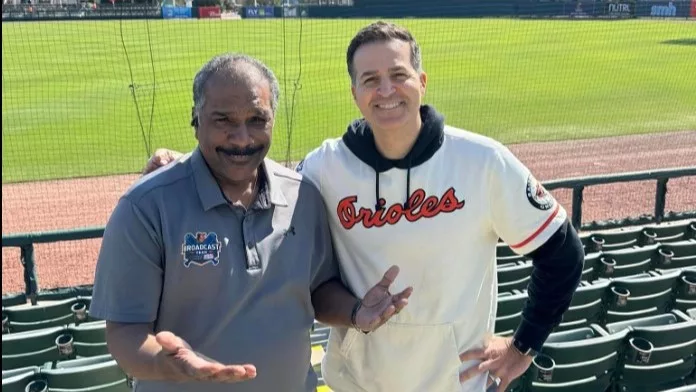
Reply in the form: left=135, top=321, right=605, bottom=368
left=3, top=166, right=695, bottom=304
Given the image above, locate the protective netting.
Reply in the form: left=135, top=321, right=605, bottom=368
left=2, top=3, right=695, bottom=293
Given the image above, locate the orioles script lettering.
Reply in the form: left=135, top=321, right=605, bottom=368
left=337, top=188, right=465, bottom=229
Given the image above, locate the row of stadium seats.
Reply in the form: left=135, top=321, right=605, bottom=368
left=3, top=239, right=692, bottom=337
left=2, top=353, right=131, bottom=392
left=497, top=220, right=696, bottom=261
left=2, top=236, right=693, bottom=334
left=497, top=239, right=695, bottom=293
left=495, top=268, right=695, bottom=336
left=514, top=309, right=696, bottom=392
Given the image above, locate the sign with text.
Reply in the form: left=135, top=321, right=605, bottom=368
left=161, top=6, right=191, bottom=19
left=604, top=1, right=634, bottom=17
left=634, top=1, right=691, bottom=17
left=245, top=6, right=274, bottom=18
left=199, top=6, right=221, bottom=18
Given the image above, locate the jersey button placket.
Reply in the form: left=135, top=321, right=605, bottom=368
left=242, top=214, right=261, bottom=271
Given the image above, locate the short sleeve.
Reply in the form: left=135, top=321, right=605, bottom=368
left=295, top=146, right=323, bottom=192
left=489, top=145, right=567, bottom=255
left=89, top=196, right=164, bottom=323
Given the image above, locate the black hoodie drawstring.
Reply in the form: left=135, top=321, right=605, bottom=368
left=374, top=155, right=413, bottom=211
left=404, top=156, right=412, bottom=210
left=342, top=105, right=445, bottom=213
left=375, top=158, right=382, bottom=211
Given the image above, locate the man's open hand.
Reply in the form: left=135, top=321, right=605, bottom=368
left=156, top=331, right=257, bottom=383
left=354, top=265, right=413, bottom=332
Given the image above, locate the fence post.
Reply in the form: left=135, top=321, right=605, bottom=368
left=20, top=244, right=39, bottom=305
left=572, top=187, right=584, bottom=231
left=655, top=178, right=668, bottom=224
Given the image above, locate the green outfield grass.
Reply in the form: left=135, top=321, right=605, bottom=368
left=2, top=18, right=694, bottom=183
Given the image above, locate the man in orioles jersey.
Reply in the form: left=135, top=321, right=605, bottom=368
left=143, top=21, right=584, bottom=392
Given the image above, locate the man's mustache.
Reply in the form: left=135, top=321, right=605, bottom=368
left=216, top=145, right=264, bottom=156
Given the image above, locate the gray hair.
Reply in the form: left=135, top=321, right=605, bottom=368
left=192, top=53, right=280, bottom=116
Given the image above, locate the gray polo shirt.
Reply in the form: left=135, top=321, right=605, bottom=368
left=89, top=147, right=338, bottom=392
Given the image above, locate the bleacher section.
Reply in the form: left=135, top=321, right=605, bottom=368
left=3, top=221, right=695, bottom=392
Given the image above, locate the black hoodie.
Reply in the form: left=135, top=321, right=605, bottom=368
left=338, top=104, right=584, bottom=353
left=342, top=105, right=445, bottom=211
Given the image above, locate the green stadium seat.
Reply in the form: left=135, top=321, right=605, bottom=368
left=497, top=243, right=517, bottom=258
left=36, top=286, right=93, bottom=302
left=661, top=385, right=696, bottom=392
left=605, top=311, right=696, bottom=367
left=42, top=354, right=131, bottom=391
left=653, top=240, right=696, bottom=271
left=495, top=292, right=528, bottom=336
left=594, top=245, right=658, bottom=280
left=1, top=365, right=40, bottom=392
left=311, top=325, right=330, bottom=348
left=643, top=221, right=696, bottom=244
left=2, top=326, right=69, bottom=370
left=522, top=324, right=626, bottom=392
left=687, top=308, right=696, bottom=320
left=3, top=297, right=93, bottom=333
left=603, top=270, right=681, bottom=324
left=672, top=268, right=696, bottom=313
left=585, top=226, right=646, bottom=253
left=69, top=321, right=108, bottom=357
left=498, top=261, right=533, bottom=293
left=615, top=358, right=695, bottom=392
left=581, top=252, right=601, bottom=283
left=554, top=280, right=610, bottom=332
left=2, top=293, right=27, bottom=308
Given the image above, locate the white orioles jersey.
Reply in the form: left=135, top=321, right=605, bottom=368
left=298, top=125, right=567, bottom=392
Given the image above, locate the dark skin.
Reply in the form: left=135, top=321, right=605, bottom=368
left=113, top=63, right=413, bottom=384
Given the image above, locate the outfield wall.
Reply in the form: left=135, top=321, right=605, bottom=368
left=3, top=0, right=694, bottom=21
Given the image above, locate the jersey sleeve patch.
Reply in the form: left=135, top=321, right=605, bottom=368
left=294, top=159, right=305, bottom=173
left=526, top=174, right=555, bottom=211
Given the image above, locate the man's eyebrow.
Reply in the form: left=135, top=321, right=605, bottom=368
left=359, top=66, right=409, bottom=80
left=389, top=66, right=408, bottom=73
left=359, top=70, right=379, bottom=80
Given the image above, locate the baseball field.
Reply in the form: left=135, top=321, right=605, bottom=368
left=2, top=18, right=695, bottom=293
left=2, top=18, right=695, bottom=183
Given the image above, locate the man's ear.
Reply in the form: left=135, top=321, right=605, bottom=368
left=419, top=71, right=428, bottom=95
left=190, top=106, right=198, bottom=127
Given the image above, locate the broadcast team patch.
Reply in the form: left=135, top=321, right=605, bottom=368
left=182, top=231, right=222, bottom=268
left=526, top=174, right=555, bottom=211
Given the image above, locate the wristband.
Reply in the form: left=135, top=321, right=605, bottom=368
left=350, top=299, right=370, bottom=334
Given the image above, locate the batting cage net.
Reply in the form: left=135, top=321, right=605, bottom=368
left=2, top=1, right=695, bottom=293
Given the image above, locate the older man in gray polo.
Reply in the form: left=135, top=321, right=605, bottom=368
left=89, top=53, right=413, bottom=392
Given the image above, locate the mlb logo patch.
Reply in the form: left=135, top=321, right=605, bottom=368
left=182, top=231, right=222, bottom=268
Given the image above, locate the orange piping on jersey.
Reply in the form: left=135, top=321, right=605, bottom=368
left=509, top=204, right=561, bottom=250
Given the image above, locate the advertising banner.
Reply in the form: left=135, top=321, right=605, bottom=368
left=282, top=6, right=298, bottom=17
left=636, top=0, right=693, bottom=18
left=604, top=1, right=634, bottom=17
left=245, top=6, right=274, bottom=18
left=634, top=1, right=691, bottom=17
left=199, top=6, right=221, bottom=18
left=162, top=6, right=191, bottom=19
left=691, top=0, right=696, bottom=16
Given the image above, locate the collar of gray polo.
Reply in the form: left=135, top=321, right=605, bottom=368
left=191, top=147, right=287, bottom=211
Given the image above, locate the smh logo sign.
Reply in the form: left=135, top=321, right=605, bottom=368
left=651, top=2, right=677, bottom=16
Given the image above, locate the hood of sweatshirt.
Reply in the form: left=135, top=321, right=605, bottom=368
left=341, top=105, right=445, bottom=210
